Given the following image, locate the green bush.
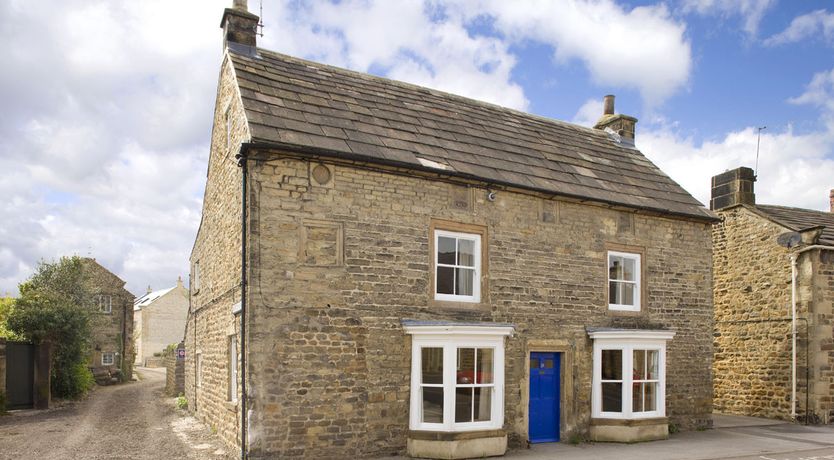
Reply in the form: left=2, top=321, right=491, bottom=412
left=176, top=393, right=188, bottom=410
left=53, top=362, right=95, bottom=399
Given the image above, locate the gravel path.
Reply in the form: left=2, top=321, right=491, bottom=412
left=0, top=367, right=233, bottom=460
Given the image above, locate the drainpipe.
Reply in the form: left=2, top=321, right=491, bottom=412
left=236, top=146, right=249, bottom=460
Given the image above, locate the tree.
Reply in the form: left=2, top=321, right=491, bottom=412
left=7, top=256, right=95, bottom=399
left=0, top=296, right=22, bottom=340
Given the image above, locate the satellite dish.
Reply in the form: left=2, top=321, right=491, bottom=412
left=776, top=232, right=802, bottom=248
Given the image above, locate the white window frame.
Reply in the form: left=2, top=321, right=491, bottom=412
left=434, top=230, right=481, bottom=303
left=228, top=336, right=238, bottom=402
left=192, top=261, right=200, bottom=293
left=97, top=295, right=112, bottom=314
left=589, top=330, right=674, bottom=420
left=404, top=323, right=513, bottom=432
left=101, top=352, right=115, bottom=366
left=607, top=251, right=641, bottom=311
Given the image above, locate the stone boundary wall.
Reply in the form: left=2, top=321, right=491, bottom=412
left=165, top=342, right=185, bottom=397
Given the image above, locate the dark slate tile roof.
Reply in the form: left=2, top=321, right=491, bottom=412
left=755, top=204, right=834, bottom=245
left=229, top=47, right=715, bottom=221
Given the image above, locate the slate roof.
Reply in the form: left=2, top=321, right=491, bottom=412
left=134, top=286, right=175, bottom=309
left=755, top=204, right=834, bottom=246
left=228, top=45, right=715, bottom=221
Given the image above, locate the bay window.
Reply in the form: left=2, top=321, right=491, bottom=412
left=404, top=322, right=513, bottom=432
left=589, top=329, right=674, bottom=419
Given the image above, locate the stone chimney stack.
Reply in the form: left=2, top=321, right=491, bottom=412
left=221, top=0, right=259, bottom=48
left=146, top=285, right=152, bottom=295
left=594, top=95, right=638, bottom=144
left=177, top=276, right=184, bottom=289
left=710, top=167, right=756, bottom=210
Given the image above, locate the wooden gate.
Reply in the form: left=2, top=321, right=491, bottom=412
left=5, top=341, right=34, bottom=409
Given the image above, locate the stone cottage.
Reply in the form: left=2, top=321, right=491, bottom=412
left=81, top=258, right=134, bottom=383
left=134, top=278, right=189, bottom=367
left=712, top=167, right=834, bottom=423
left=185, top=2, right=717, bottom=458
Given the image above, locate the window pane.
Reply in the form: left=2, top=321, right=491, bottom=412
left=455, top=387, right=473, bottom=423
left=633, top=382, right=657, bottom=412
left=530, top=358, right=539, bottom=369
left=455, top=267, right=475, bottom=296
left=422, top=387, right=444, bottom=423
left=623, top=257, right=636, bottom=281
left=633, top=350, right=646, bottom=380
left=608, top=256, right=623, bottom=280
left=437, top=266, right=455, bottom=294
left=602, top=382, right=622, bottom=412
left=476, top=349, right=493, bottom=384
left=458, top=239, right=475, bottom=267
left=473, top=387, right=492, bottom=422
left=647, top=350, right=659, bottom=379
left=609, top=280, right=619, bottom=304
left=438, top=236, right=456, bottom=265
left=457, top=348, right=475, bottom=384
left=621, top=282, right=635, bottom=305
left=422, top=348, right=443, bottom=384
left=601, top=350, right=622, bottom=380
left=543, top=358, right=554, bottom=369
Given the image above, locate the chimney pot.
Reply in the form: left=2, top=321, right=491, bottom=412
left=233, top=0, right=248, bottom=10
left=829, top=189, right=833, bottom=213
left=603, top=95, right=615, bottom=115
left=177, top=276, right=184, bottom=288
left=146, top=285, right=152, bottom=294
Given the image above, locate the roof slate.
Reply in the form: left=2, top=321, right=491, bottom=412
left=755, top=204, right=834, bottom=246
left=228, top=47, right=715, bottom=221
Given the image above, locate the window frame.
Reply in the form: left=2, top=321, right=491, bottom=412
left=607, top=250, right=641, bottom=312
left=589, top=330, right=674, bottom=420
left=97, top=295, right=112, bottom=314
left=192, top=261, right=200, bottom=294
left=433, top=229, right=482, bottom=303
left=405, top=323, right=512, bottom=432
left=101, top=352, right=115, bottom=366
left=196, top=352, right=203, bottom=388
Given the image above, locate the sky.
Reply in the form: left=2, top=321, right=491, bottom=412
left=1, top=0, right=833, bottom=296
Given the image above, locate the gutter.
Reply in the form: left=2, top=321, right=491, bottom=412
left=237, top=142, right=719, bottom=224
left=235, top=147, right=249, bottom=460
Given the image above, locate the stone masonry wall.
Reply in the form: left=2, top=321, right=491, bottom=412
left=185, top=53, right=248, bottom=449
left=808, top=249, right=834, bottom=423
left=713, top=206, right=804, bottom=419
left=242, top=155, right=714, bottom=458
left=165, top=342, right=185, bottom=397
left=83, top=259, right=134, bottom=380
left=137, top=286, right=189, bottom=365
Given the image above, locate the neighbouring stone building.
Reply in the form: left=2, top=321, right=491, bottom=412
left=134, top=278, right=189, bottom=367
left=82, top=258, right=134, bottom=382
left=712, top=167, right=834, bottom=423
left=185, top=2, right=718, bottom=458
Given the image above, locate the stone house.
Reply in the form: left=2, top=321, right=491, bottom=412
left=185, top=2, right=717, bottom=458
left=82, top=258, right=134, bottom=382
left=712, top=168, right=834, bottom=423
left=133, top=278, right=189, bottom=366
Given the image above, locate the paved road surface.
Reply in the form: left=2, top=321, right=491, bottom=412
left=0, top=367, right=232, bottom=460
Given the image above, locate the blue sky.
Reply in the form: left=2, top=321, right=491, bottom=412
left=0, top=0, right=832, bottom=295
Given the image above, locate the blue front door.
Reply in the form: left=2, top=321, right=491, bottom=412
left=529, top=352, right=560, bottom=443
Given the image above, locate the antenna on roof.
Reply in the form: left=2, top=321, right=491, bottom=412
left=755, top=126, right=766, bottom=177
left=256, top=0, right=265, bottom=37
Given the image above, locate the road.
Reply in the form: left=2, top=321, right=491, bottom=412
left=0, top=367, right=232, bottom=460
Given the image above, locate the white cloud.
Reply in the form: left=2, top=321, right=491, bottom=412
left=764, top=9, right=834, bottom=47
left=572, top=98, right=604, bottom=127
left=681, top=0, right=775, bottom=37
left=788, top=68, right=834, bottom=115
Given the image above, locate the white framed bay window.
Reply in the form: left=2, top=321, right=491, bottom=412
left=404, top=321, right=513, bottom=432
left=589, top=329, right=675, bottom=419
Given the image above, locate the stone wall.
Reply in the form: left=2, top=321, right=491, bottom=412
left=807, top=248, right=834, bottom=423
left=184, top=53, right=248, bottom=449
left=713, top=206, right=807, bottom=419
left=238, top=155, right=713, bottom=458
left=165, top=342, right=185, bottom=397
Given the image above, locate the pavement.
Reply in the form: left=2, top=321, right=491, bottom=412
left=502, top=414, right=834, bottom=460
